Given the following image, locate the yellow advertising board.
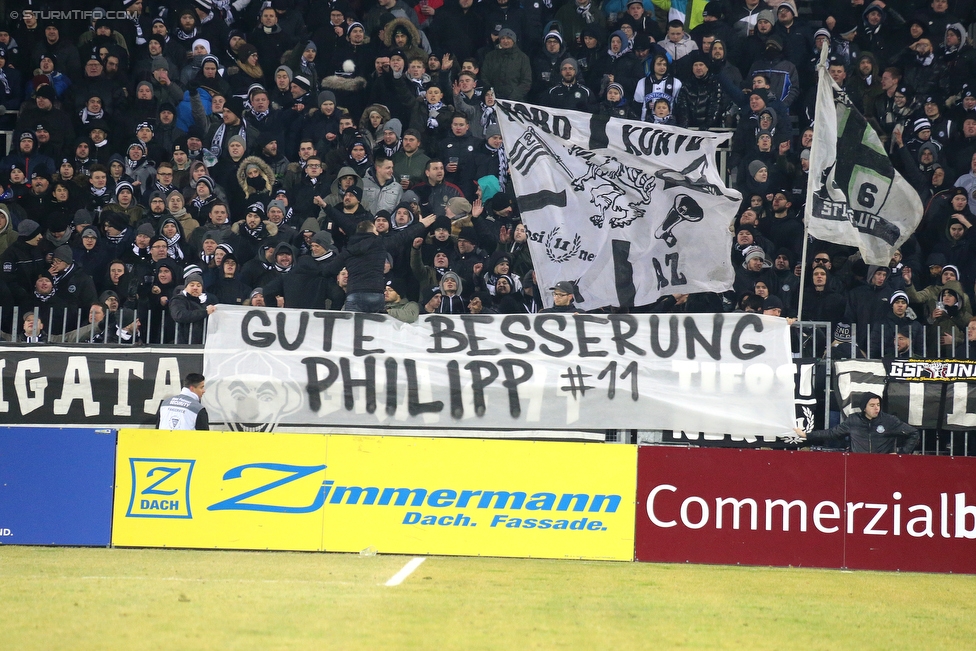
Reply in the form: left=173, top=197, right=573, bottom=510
left=112, top=430, right=636, bottom=560
left=113, top=430, right=327, bottom=551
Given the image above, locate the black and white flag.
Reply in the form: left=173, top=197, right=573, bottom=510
left=494, top=101, right=741, bottom=309
left=806, top=48, right=922, bottom=265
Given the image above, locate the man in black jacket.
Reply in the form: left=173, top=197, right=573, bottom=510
left=796, top=392, right=919, bottom=454
left=340, top=221, right=388, bottom=313
left=0, top=219, right=46, bottom=304
left=264, top=231, right=345, bottom=309
left=675, top=52, right=725, bottom=129
left=544, top=58, right=595, bottom=114
left=49, top=245, right=97, bottom=319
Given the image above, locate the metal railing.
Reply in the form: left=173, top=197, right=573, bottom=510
left=2, top=307, right=971, bottom=455
left=838, top=322, right=973, bottom=360
left=0, top=305, right=208, bottom=346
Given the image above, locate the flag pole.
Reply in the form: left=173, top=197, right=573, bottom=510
left=798, top=46, right=832, bottom=322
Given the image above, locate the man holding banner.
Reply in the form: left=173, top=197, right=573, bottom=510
left=801, top=48, right=923, bottom=319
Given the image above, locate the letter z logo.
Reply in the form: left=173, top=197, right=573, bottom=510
left=127, top=458, right=195, bottom=519
left=208, top=463, right=328, bottom=513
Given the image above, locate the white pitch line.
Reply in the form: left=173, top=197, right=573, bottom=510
left=68, top=576, right=355, bottom=585
left=384, top=557, right=425, bottom=586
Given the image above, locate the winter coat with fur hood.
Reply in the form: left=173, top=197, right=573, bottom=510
left=236, top=155, right=277, bottom=204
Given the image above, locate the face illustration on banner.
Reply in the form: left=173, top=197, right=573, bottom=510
left=205, top=352, right=305, bottom=431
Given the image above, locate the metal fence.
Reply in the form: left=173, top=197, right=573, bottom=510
left=1, top=306, right=971, bottom=454
left=0, top=304, right=208, bottom=346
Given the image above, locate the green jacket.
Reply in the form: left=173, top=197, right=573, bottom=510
left=905, top=279, right=971, bottom=320
left=386, top=297, right=420, bottom=323
left=481, top=45, right=532, bottom=101
left=391, top=149, right=431, bottom=189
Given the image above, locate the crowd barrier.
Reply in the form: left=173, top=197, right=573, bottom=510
left=3, top=427, right=974, bottom=572
left=112, top=430, right=636, bottom=560
left=635, top=447, right=976, bottom=573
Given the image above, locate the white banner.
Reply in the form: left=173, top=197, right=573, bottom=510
left=494, top=101, right=741, bottom=309
left=805, top=49, right=922, bottom=265
left=201, top=307, right=797, bottom=437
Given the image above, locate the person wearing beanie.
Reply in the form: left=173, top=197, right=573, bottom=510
left=544, top=56, right=595, bottom=113
left=263, top=226, right=342, bottom=310
left=288, top=74, right=315, bottom=115
left=168, top=268, right=217, bottom=345
left=845, top=264, right=895, bottom=350
left=376, top=119, right=403, bottom=159
left=765, top=247, right=798, bottom=315
left=282, top=40, right=320, bottom=93
left=384, top=277, right=420, bottom=323
left=49, top=242, right=98, bottom=313
left=311, top=230, right=335, bottom=251
left=51, top=244, right=73, bottom=265
left=205, top=93, right=257, bottom=159
left=531, top=30, right=570, bottom=103
left=17, top=219, right=44, bottom=241
left=1, top=125, right=56, bottom=180
left=229, top=201, right=278, bottom=263
left=274, top=63, right=294, bottom=86
left=761, top=294, right=786, bottom=317
left=481, top=27, right=532, bottom=102
left=188, top=176, right=218, bottom=222
left=390, top=127, right=431, bottom=191
left=797, top=392, right=919, bottom=454
left=598, top=81, right=635, bottom=119
left=224, top=41, right=264, bottom=93
left=210, top=250, right=251, bottom=306
left=99, top=290, right=122, bottom=313
left=733, top=244, right=777, bottom=299
left=318, top=90, right=336, bottom=107
left=869, top=289, right=924, bottom=356
left=102, top=178, right=147, bottom=227
left=1, top=217, right=47, bottom=303
left=474, top=126, right=509, bottom=194
left=674, top=50, right=724, bottom=130
left=73, top=223, right=113, bottom=286
left=446, top=196, right=472, bottom=221
left=902, top=262, right=973, bottom=327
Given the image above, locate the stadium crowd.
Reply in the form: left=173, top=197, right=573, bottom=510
left=0, top=0, right=974, bottom=358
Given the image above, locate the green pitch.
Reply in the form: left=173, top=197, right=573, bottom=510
left=2, top=546, right=974, bottom=650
